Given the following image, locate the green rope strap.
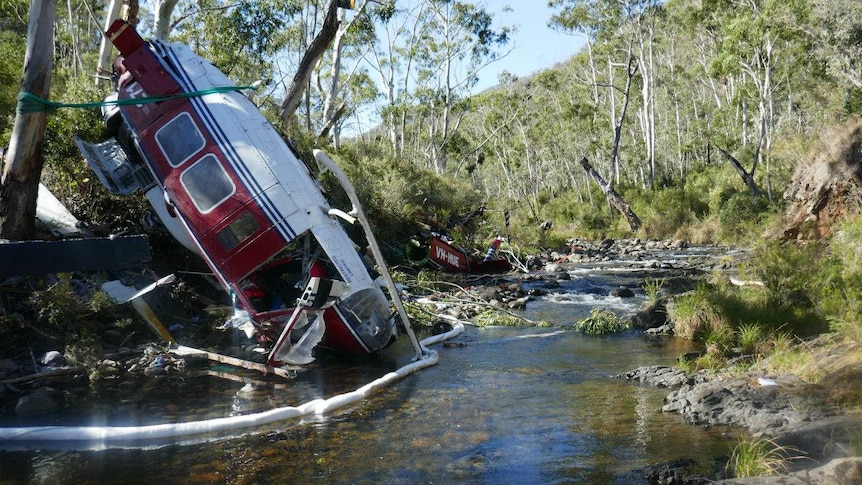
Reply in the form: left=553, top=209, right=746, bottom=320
left=17, top=84, right=258, bottom=114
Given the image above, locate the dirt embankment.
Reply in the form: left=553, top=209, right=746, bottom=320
left=780, top=117, right=862, bottom=240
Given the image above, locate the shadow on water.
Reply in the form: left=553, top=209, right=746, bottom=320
left=0, top=260, right=741, bottom=483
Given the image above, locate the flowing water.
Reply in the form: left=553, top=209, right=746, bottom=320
left=0, top=254, right=743, bottom=484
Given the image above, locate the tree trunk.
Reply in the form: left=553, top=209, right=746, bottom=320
left=317, top=102, right=347, bottom=142
left=609, top=52, right=637, bottom=187
left=0, top=0, right=56, bottom=241
left=716, top=145, right=763, bottom=197
left=153, top=0, right=180, bottom=41
left=579, top=157, right=641, bottom=232
left=280, top=0, right=340, bottom=124
left=96, top=0, right=123, bottom=83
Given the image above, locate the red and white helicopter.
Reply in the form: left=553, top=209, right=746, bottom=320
left=77, top=20, right=409, bottom=368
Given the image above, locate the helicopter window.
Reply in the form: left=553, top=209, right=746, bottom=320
left=156, top=112, right=205, bottom=167
left=180, top=154, right=235, bottom=213
left=216, top=211, right=259, bottom=251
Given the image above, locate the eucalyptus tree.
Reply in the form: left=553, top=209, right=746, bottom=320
left=169, top=0, right=298, bottom=85
left=548, top=0, right=644, bottom=230
left=699, top=0, right=813, bottom=201
left=810, top=0, right=862, bottom=112
left=315, top=0, right=380, bottom=146
left=550, top=0, right=662, bottom=189
left=368, top=0, right=510, bottom=172
left=368, top=0, right=430, bottom=156
left=415, top=0, right=510, bottom=173
left=0, top=0, right=29, bottom=138
left=0, top=0, right=56, bottom=240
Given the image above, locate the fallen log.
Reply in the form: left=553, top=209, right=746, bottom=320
left=0, top=366, right=86, bottom=385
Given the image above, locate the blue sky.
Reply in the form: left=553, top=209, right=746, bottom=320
left=472, top=0, right=587, bottom=92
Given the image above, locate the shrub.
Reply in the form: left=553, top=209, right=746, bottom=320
left=541, top=189, right=613, bottom=240
left=747, top=240, right=823, bottom=309
left=717, top=193, right=770, bottom=242
left=820, top=216, right=862, bottom=336
left=642, top=278, right=665, bottom=303
left=699, top=322, right=735, bottom=355
left=633, top=187, right=709, bottom=240
left=324, top=150, right=484, bottom=244
left=667, top=284, right=727, bottom=340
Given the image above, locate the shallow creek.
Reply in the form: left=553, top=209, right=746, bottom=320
left=0, top=252, right=745, bottom=484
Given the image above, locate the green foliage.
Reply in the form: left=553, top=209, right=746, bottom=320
left=642, top=278, right=664, bottom=303
left=631, top=187, right=709, bottom=240
left=748, top=240, right=824, bottom=310
left=717, top=193, right=771, bottom=242
left=668, top=268, right=828, bottom=363
left=472, top=309, right=531, bottom=327
left=818, top=216, right=862, bottom=337
left=736, top=323, right=764, bottom=355
left=0, top=25, right=25, bottom=140
left=667, top=283, right=726, bottom=340
left=574, top=308, right=628, bottom=334
left=402, top=301, right=440, bottom=329
left=175, top=0, right=297, bottom=83
left=699, top=321, right=735, bottom=355
left=541, top=189, right=614, bottom=240
left=324, top=146, right=483, bottom=244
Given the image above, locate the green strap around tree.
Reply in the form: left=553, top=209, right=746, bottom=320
left=16, top=84, right=258, bottom=114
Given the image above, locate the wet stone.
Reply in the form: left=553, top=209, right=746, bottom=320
left=40, top=350, right=65, bottom=368
left=610, top=287, right=635, bottom=298
left=16, top=388, right=61, bottom=416
left=0, top=358, right=18, bottom=379
left=616, top=365, right=690, bottom=389
left=144, top=366, right=166, bottom=378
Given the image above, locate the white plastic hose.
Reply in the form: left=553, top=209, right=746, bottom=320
left=0, top=322, right=464, bottom=449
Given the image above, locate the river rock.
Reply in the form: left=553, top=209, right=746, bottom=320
left=631, top=299, right=669, bottom=329
left=543, top=279, right=560, bottom=289
left=40, top=350, right=66, bottom=367
left=16, top=387, right=61, bottom=416
left=0, top=358, right=18, bottom=379
left=645, top=324, right=674, bottom=335
left=670, top=239, right=689, bottom=249
left=610, top=286, right=635, bottom=298
left=661, top=376, right=834, bottom=437
left=476, top=286, right=501, bottom=302
left=771, top=415, right=862, bottom=461
left=144, top=366, right=166, bottom=377
left=507, top=297, right=529, bottom=310
left=638, top=457, right=729, bottom=484
left=617, top=365, right=691, bottom=389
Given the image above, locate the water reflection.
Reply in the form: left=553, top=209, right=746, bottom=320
left=0, top=259, right=743, bottom=483
left=0, top=327, right=736, bottom=483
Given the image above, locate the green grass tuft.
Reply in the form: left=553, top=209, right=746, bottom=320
left=727, top=437, right=801, bottom=478
left=574, top=309, right=628, bottom=335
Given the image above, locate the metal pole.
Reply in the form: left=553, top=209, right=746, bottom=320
left=313, top=150, right=426, bottom=360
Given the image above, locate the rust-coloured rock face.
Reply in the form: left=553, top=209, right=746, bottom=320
left=780, top=117, right=862, bottom=240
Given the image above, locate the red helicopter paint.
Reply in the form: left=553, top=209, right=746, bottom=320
left=78, top=20, right=396, bottom=365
